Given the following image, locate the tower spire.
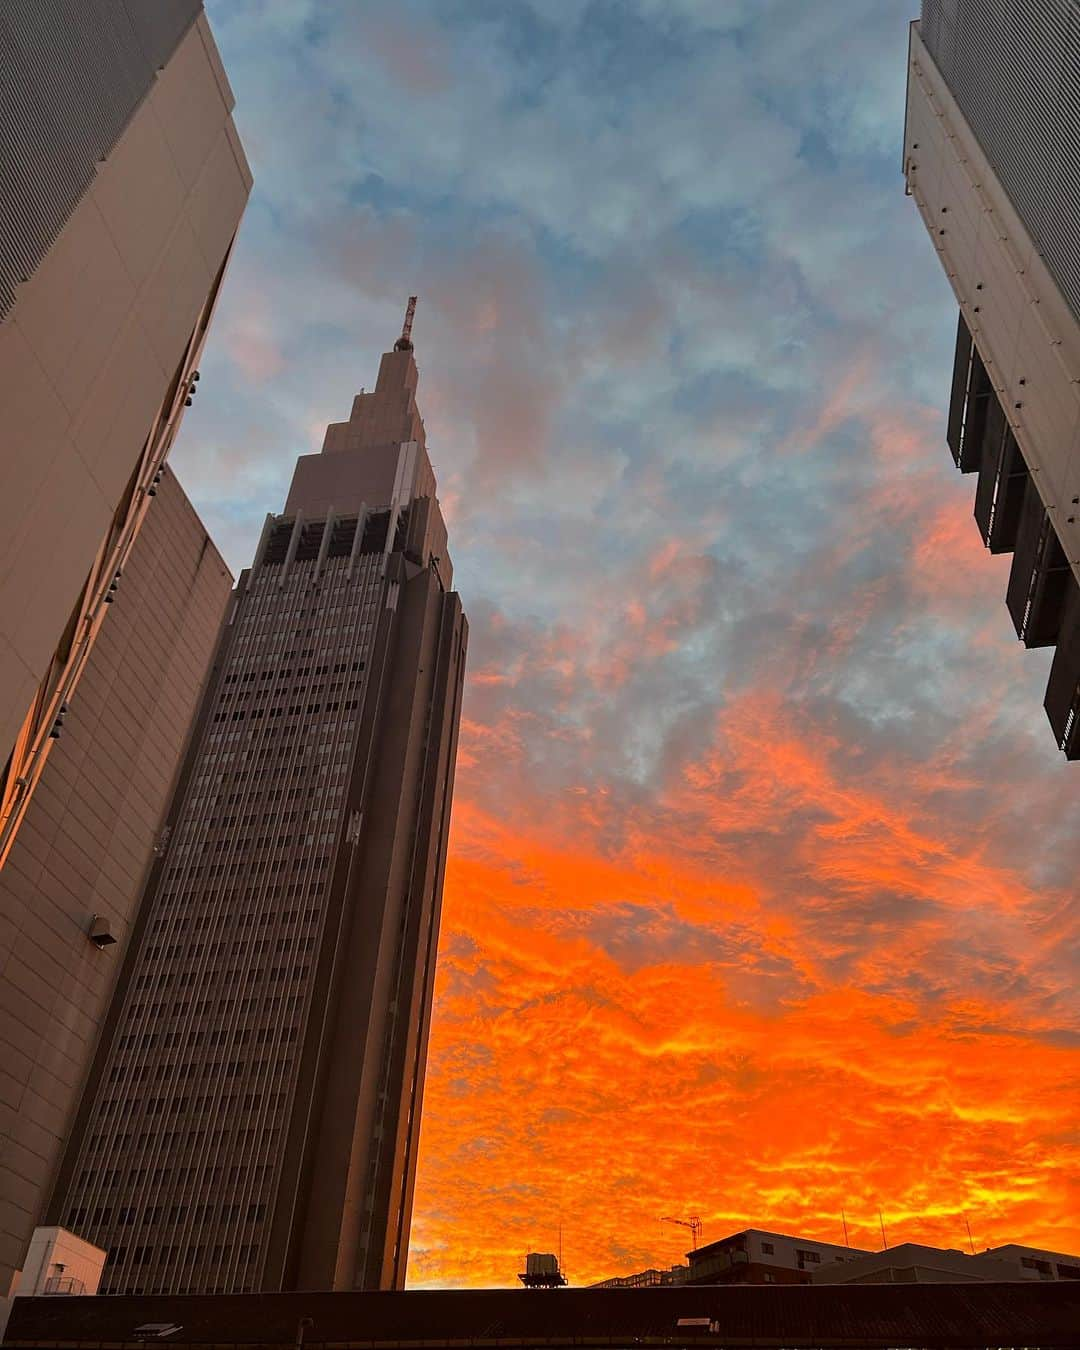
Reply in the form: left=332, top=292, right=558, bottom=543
left=395, top=294, right=417, bottom=352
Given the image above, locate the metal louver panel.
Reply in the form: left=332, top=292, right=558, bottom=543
left=0, top=0, right=204, bottom=319
left=920, top=0, right=1080, bottom=322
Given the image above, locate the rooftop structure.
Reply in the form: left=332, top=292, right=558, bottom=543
left=519, top=1253, right=568, bottom=1289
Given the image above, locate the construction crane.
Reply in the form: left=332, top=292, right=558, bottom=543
left=661, top=1215, right=703, bottom=1250
left=394, top=295, right=418, bottom=352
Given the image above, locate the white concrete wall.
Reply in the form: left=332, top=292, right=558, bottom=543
left=0, top=14, right=251, bottom=767
left=745, top=1230, right=867, bottom=1273
left=16, top=1225, right=106, bottom=1296
left=904, top=23, right=1080, bottom=588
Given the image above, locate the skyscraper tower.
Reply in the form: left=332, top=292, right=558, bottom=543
left=49, top=307, right=468, bottom=1295
left=902, top=0, right=1080, bottom=756
left=0, top=1, right=251, bottom=860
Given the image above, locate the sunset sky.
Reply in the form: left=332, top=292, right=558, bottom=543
left=177, top=0, right=1080, bottom=1286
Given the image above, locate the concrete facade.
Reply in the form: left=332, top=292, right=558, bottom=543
left=903, top=7, right=1080, bottom=755
left=0, top=5, right=251, bottom=860
left=0, top=467, right=232, bottom=1296
left=50, top=328, right=468, bottom=1296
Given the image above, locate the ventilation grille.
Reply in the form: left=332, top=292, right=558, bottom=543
left=0, top=0, right=203, bottom=319
left=920, top=0, right=1080, bottom=322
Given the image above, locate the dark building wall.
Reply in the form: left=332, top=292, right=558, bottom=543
left=0, top=0, right=203, bottom=318
left=285, top=564, right=466, bottom=1292
left=8, top=1281, right=1080, bottom=1350
left=919, top=0, right=1080, bottom=321
left=0, top=466, right=232, bottom=1294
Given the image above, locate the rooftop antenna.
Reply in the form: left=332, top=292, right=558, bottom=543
left=878, top=1209, right=888, bottom=1250
left=395, top=295, right=417, bottom=352
left=964, top=1214, right=976, bottom=1256
left=841, top=1210, right=850, bottom=1247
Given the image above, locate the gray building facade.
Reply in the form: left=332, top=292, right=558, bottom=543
left=0, top=467, right=232, bottom=1296
left=904, top=0, right=1080, bottom=756
left=0, top=0, right=251, bottom=861
left=50, top=322, right=468, bottom=1296
left=919, top=0, right=1080, bottom=323
left=0, top=0, right=205, bottom=320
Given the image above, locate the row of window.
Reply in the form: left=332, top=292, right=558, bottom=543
left=101, top=1059, right=294, bottom=1107
left=78, top=1129, right=281, bottom=1188
left=108, top=1042, right=299, bottom=1086
left=73, top=1163, right=271, bottom=1198
left=210, top=698, right=359, bottom=724
left=158, top=857, right=331, bottom=886
left=195, top=809, right=336, bottom=835
left=222, top=659, right=365, bottom=687
left=96, top=1085, right=290, bottom=1125
left=122, top=992, right=305, bottom=1029
left=217, top=679, right=359, bottom=709
left=120, top=979, right=309, bottom=1031
left=106, top=1237, right=262, bottom=1267
left=141, top=933, right=317, bottom=962
left=150, top=908, right=321, bottom=938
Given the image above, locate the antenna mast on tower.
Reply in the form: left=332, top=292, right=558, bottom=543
left=395, top=295, right=418, bottom=351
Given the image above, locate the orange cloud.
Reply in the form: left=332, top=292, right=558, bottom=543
left=408, top=682, right=1080, bottom=1289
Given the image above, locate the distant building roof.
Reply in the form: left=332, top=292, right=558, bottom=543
left=812, top=1243, right=1021, bottom=1285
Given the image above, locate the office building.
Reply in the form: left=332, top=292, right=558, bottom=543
left=49, top=313, right=468, bottom=1296
left=0, top=468, right=232, bottom=1298
left=0, top=0, right=251, bottom=862
left=903, top=0, right=1080, bottom=756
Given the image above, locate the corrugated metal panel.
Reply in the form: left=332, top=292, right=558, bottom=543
left=0, top=0, right=203, bottom=319
left=920, top=0, right=1080, bottom=321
